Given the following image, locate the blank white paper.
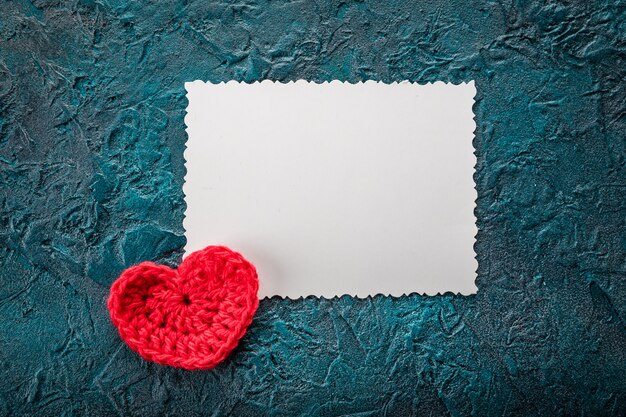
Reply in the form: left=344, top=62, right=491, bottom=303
left=184, top=80, right=477, bottom=298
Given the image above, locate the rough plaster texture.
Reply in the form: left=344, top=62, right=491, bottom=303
left=0, top=0, right=625, bottom=416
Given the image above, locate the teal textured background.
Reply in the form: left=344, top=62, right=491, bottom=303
left=1, top=0, right=625, bottom=415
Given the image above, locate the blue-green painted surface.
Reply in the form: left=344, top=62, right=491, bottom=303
left=0, top=0, right=625, bottom=415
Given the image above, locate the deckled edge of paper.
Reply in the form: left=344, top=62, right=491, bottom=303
left=182, top=80, right=478, bottom=298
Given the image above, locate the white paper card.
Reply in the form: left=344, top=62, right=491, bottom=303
left=184, top=80, right=477, bottom=298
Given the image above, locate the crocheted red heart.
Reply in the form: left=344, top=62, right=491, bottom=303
left=108, top=245, right=259, bottom=370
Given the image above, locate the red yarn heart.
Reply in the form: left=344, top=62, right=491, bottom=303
left=108, top=246, right=259, bottom=370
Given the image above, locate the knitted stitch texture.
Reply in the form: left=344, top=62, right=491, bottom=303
left=108, top=246, right=259, bottom=370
